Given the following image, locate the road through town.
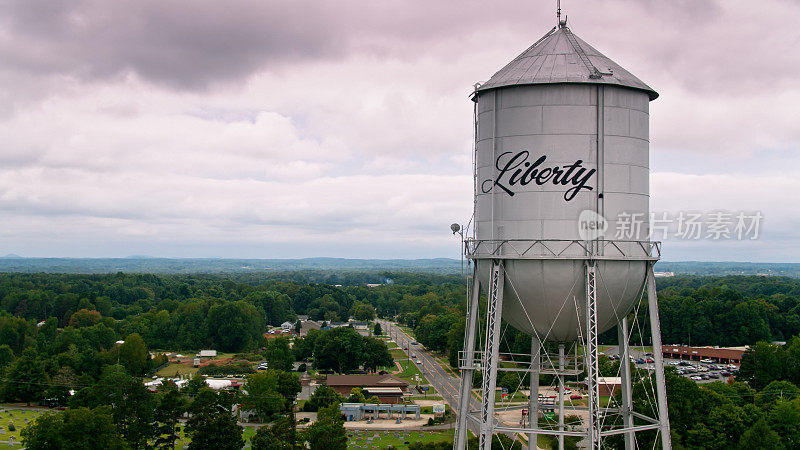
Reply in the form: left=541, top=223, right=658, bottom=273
left=379, top=320, right=517, bottom=444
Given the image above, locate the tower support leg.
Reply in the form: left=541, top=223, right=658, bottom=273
left=528, top=336, right=540, bottom=450
left=585, top=262, right=601, bottom=450
left=646, top=263, right=673, bottom=450
left=479, top=260, right=505, bottom=450
left=557, top=343, right=565, bottom=450
left=618, top=318, right=634, bottom=450
left=455, top=270, right=481, bottom=449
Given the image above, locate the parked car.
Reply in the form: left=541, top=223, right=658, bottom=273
left=635, top=359, right=645, bottom=364
left=570, top=394, right=582, bottom=400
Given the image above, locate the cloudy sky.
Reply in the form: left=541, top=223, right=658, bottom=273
left=0, top=0, right=798, bottom=261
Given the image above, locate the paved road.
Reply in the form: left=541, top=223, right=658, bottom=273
left=380, top=320, right=517, bottom=444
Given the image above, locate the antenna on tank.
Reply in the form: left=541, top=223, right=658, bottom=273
left=556, top=0, right=561, bottom=27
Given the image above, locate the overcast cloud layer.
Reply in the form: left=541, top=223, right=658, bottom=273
left=1, top=0, right=798, bottom=261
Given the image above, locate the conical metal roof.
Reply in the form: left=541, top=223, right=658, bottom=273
left=476, top=25, right=658, bottom=100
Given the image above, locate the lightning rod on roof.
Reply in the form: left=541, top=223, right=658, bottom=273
left=557, top=0, right=567, bottom=28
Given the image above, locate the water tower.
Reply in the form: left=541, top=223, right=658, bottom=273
left=454, top=14, right=671, bottom=450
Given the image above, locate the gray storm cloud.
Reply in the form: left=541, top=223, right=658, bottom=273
left=0, top=0, right=798, bottom=259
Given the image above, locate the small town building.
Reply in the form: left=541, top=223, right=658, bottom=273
left=299, top=320, right=322, bottom=336
left=325, top=374, right=409, bottom=404
left=198, top=350, right=217, bottom=358
left=351, top=322, right=371, bottom=336
left=281, top=321, right=295, bottom=332
left=597, top=377, right=622, bottom=396
left=662, top=345, right=747, bottom=364
left=339, top=403, right=420, bottom=422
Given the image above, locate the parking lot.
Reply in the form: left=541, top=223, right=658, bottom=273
left=602, top=347, right=739, bottom=384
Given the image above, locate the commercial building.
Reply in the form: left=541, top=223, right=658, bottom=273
left=339, top=403, right=420, bottom=421
left=325, top=374, right=409, bottom=404
left=662, top=345, right=747, bottom=364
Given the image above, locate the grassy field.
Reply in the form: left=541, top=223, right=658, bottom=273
left=390, top=348, right=408, bottom=360
left=346, top=429, right=453, bottom=449
left=154, top=352, right=248, bottom=378
left=156, top=363, right=200, bottom=377
left=395, top=358, right=427, bottom=384
left=494, top=391, right=528, bottom=403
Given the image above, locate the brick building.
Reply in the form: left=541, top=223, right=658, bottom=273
left=662, top=345, right=747, bottom=364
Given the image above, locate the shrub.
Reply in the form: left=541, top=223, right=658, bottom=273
left=197, top=362, right=255, bottom=376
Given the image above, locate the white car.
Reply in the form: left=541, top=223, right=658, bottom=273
left=700, top=358, right=714, bottom=363
left=690, top=376, right=702, bottom=380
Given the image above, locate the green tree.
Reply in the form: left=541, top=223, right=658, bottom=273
left=292, top=329, right=321, bottom=361
left=303, top=385, right=343, bottom=412
left=740, top=342, right=786, bottom=389
left=738, top=418, right=784, bottom=450
left=314, top=327, right=364, bottom=373
left=68, top=309, right=102, bottom=328
left=756, top=380, right=800, bottom=409
left=44, top=366, right=78, bottom=406
left=241, top=371, right=285, bottom=421
left=415, top=314, right=459, bottom=352
left=446, top=319, right=464, bottom=368
left=769, top=398, right=800, bottom=448
left=21, top=406, right=126, bottom=450
left=251, top=415, right=294, bottom=450
left=361, top=337, right=393, bottom=373
left=3, top=347, right=47, bottom=406
left=373, top=322, right=382, bottom=336
left=153, top=388, right=187, bottom=449
left=347, top=387, right=366, bottom=403
left=70, top=365, right=156, bottom=449
left=264, top=337, right=294, bottom=372
left=353, top=304, right=376, bottom=321
left=118, top=333, right=149, bottom=376
left=245, top=291, right=295, bottom=326
left=304, top=404, right=346, bottom=450
left=206, top=301, right=263, bottom=352
left=0, top=344, right=15, bottom=368
left=185, top=389, right=244, bottom=450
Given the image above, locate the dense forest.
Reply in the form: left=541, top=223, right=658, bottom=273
left=1, top=272, right=799, bottom=362
left=1, top=271, right=800, bottom=448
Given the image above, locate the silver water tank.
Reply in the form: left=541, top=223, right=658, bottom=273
left=472, top=24, right=658, bottom=342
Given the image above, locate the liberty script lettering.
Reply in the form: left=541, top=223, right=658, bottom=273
left=481, top=150, right=596, bottom=201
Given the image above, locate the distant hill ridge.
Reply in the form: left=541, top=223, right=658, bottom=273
left=0, top=257, right=798, bottom=277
